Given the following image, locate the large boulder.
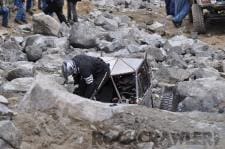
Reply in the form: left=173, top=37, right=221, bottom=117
left=0, top=42, right=27, bottom=62
left=97, top=107, right=225, bottom=148
left=25, top=35, right=69, bottom=50
left=94, top=15, right=119, bottom=31
left=0, top=77, right=34, bottom=95
left=34, top=54, right=64, bottom=73
left=176, top=78, right=225, bottom=112
left=156, top=67, right=191, bottom=84
left=69, top=21, right=108, bottom=48
left=19, top=74, right=126, bottom=122
left=6, top=63, right=34, bottom=81
left=0, top=120, right=22, bottom=149
left=33, top=13, right=60, bottom=36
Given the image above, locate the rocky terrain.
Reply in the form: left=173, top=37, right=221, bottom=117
left=0, top=0, right=225, bottom=148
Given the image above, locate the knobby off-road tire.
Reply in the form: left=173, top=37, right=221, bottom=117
left=160, top=86, right=179, bottom=112
left=160, top=91, right=174, bottom=111
left=192, top=4, right=206, bottom=34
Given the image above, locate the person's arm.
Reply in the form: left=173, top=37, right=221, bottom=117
left=83, top=74, right=95, bottom=98
left=80, top=68, right=95, bottom=98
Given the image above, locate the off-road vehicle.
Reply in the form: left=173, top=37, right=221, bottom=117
left=191, top=0, right=225, bottom=33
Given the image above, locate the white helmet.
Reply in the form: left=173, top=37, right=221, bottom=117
left=61, top=60, right=77, bottom=84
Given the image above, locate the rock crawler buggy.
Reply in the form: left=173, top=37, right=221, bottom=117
left=191, top=0, right=225, bottom=33
left=101, top=56, right=152, bottom=106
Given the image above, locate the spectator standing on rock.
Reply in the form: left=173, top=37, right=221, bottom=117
left=0, top=0, right=10, bottom=28
left=67, top=0, right=80, bottom=23
left=26, top=0, right=34, bottom=15
left=165, top=0, right=174, bottom=17
left=44, top=0, right=68, bottom=24
left=61, top=55, right=111, bottom=102
left=169, top=0, right=191, bottom=27
left=38, top=0, right=47, bottom=11
left=14, top=0, right=27, bottom=24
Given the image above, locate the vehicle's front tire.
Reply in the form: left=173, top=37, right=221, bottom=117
left=192, top=4, right=206, bottom=33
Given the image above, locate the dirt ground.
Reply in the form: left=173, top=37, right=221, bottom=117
left=1, top=1, right=225, bottom=49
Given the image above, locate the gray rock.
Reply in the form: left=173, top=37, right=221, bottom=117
left=140, top=33, right=165, bottom=48
left=177, top=78, right=225, bottom=112
left=33, top=13, right=60, bottom=36
left=168, top=145, right=205, bottom=149
left=119, top=129, right=136, bottom=144
left=191, top=67, right=221, bottom=79
left=0, top=103, right=13, bottom=120
left=0, top=120, right=22, bottom=149
left=69, top=21, right=108, bottom=48
left=137, top=142, right=154, bottom=149
left=19, top=74, right=126, bottom=122
left=222, top=60, right=225, bottom=73
left=0, top=139, right=13, bottom=149
left=1, top=77, right=34, bottom=94
left=6, top=64, right=34, bottom=81
left=1, top=40, right=22, bottom=51
left=25, top=35, right=69, bottom=50
left=25, top=45, right=43, bottom=62
left=59, top=22, right=70, bottom=37
left=95, top=15, right=119, bottom=31
left=156, top=67, right=190, bottom=83
left=166, top=35, right=194, bottom=48
left=167, top=52, right=188, bottom=68
left=146, top=47, right=167, bottom=62
left=0, top=95, right=8, bottom=105
left=190, top=42, right=211, bottom=57
left=0, top=41, right=27, bottom=62
left=34, top=54, right=64, bottom=73
left=11, top=36, right=24, bottom=45
left=104, top=130, right=120, bottom=141
left=127, top=44, right=145, bottom=53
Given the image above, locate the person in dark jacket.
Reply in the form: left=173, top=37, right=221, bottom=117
left=67, top=0, right=80, bottom=23
left=62, top=55, right=111, bottom=101
left=44, top=0, right=67, bottom=23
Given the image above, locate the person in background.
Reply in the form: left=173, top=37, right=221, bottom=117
left=26, top=0, right=33, bottom=15
left=67, top=0, right=80, bottom=23
left=38, top=0, right=47, bottom=11
left=44, top=0, right=68, bottom=24
left=165, top=0, right=174, bottom=16
left=14, top=0, right=27, bottom=24
left=0, top=0, right=9, bottom=28
left=172, top=0, right=191, bottom=27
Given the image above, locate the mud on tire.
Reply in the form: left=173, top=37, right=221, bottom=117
left=192, top=4, right=206, bottom=34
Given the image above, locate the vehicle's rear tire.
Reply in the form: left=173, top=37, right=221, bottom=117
left=192, top=4, right=206, bottom=33
left=160, top=86, right=178, bottom=111
left=160, top=91, right=173, bottom=111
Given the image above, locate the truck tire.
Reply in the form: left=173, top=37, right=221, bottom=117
left=160, top=91, right=174, bottom=111
left=160, top=86, right=179, bottom=111
left=192, top=4, right=206, bottom=33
